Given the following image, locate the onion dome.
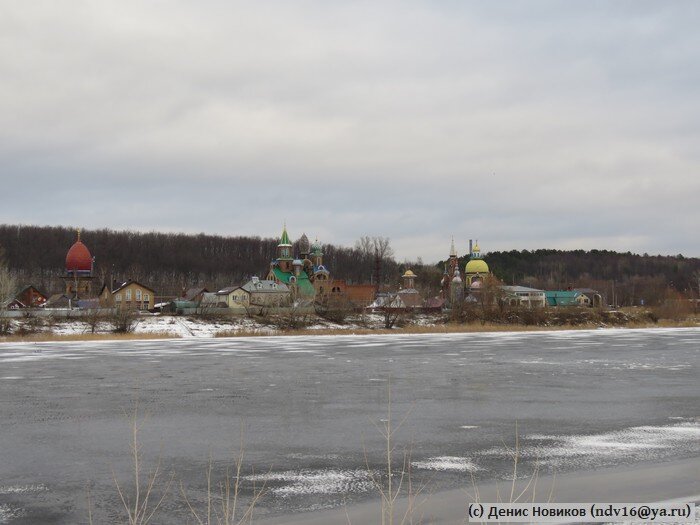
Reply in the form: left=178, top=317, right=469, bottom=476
left=298, top=233, right=310, bottom=254
left=452, top=267, right=462, bottom=283
left=65, top=230, right=93, bottom=273
left=311, top=238, right=322, bottom=256
left=465, top=240, right=489, bottom=274
left=466, top=259, right=489, bottom=274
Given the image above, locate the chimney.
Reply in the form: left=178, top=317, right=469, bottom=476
left=469, top=239, right=473, bottom=256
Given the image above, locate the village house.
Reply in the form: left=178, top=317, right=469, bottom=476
left=101, top=280, right=156, bottom=311
left=15, top=285, right=48, bottom=308
left=214, top=286, right=251, bottom=311
left=545, top=290, right=582, bottom=307
left=244, top=277, right=290, bottom=307
left=501, top=285, right=547, bottom=308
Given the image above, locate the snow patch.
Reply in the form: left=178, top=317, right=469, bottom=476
left=0, top=484, right=48, bottom=495
left=412, top=456, right=481, bottom=472
left=246, top=469, right=373, bottom=496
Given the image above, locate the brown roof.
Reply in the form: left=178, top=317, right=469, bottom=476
left=112, top=280, right=156, bottom=294
left=183, top=287, right=209, bottom=301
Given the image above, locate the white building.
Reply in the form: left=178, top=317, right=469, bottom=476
left=501, top=285, right=546, bottom=308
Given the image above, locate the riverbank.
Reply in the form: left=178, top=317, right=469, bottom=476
left=259, top=456, right=700, bottom=524
left=0, top=312, right=698, bottom=343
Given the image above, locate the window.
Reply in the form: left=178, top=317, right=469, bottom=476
left=116, top=294, right=122, bottom=302
left=144, top=293, right=149, bottom=302
left=136, top=290, right=142, bottom=301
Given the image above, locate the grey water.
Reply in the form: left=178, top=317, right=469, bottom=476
left=0, top=328, right=698, bottom=523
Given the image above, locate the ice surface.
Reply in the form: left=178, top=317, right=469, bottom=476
left=246, top=469, right=373, bottom=496
left=412, top=456, right=481, bottom=472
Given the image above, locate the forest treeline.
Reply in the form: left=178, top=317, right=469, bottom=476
left=479, top=249, right=700, bottom=307
left=0, top=224, right=405, bottom=298
left=1, top=224, right=698, bottom=306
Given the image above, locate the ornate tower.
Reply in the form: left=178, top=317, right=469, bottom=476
left=298, top=233, right=310, bottom=260
left=64, top=229, right=95, bottom=298
left=451, top=266, right=464, bottom=305
left=465, top=239, right=490, bottom=286
left=441, top=237, right=460, bottom=301
left=402, top=269, right=417, bottom=289
left=276, top=225, right=293, bottom=273
left=310, top=238, right=323, bottom=268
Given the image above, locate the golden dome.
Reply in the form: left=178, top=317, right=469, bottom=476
left=402, top=269, right=417, bottom=278
left=465, top=259, right=489, bottom=274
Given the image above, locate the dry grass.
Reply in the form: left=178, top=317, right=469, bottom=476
left=359, top=381, right=429, bottom=525
left=465, top=424, right=555, bottom=525
left=0, top=332, right=180, bottom=343
left=180, top=432, right=268, bottom=525
left=215, top=316, right=700, bottom=339
left=215, top=323, right=599, bottom=339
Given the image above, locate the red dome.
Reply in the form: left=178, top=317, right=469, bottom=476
left=66, top=240, right=93, bottom=273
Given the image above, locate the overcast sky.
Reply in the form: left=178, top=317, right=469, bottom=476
left=1, top=1, right=698, bottom=262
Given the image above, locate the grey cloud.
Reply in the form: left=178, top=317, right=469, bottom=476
left=1, top=1, right=698, bottom=260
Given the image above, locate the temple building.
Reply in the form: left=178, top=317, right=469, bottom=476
left=439, top=237, right=493, bottom=307
left=63, top=229, right=95, bottom=299
left=266, top=225, right=330, bottom=300
left=440, top=237, right=460, bottom=306
left=465, top=240, right=490, bottom=288
left=396, top=269, right=423, bottom=308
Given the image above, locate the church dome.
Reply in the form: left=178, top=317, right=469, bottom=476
left=311, top=238, right=322, bottom=255
left=66, top=233, right=93, bottom=273
left=465, top=259, right=489, bottom=275
left=298, top=233, right=310, bottom=254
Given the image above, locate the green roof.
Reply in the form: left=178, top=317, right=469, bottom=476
left=272, top=267, right=315, bottom=297
left=279, top=227, right=291, bottom=246
left=545, top=290, right=580, bottom=306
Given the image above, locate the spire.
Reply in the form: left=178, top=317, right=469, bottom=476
left=279, top=224, right=291, bottom=246
left=472, top=239, right=481, bottom=258
left=77, top=228, right=81, bottom=242
left=449, top=236, right=457, bottom=258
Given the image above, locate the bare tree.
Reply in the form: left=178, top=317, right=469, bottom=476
left=0, top=249, right=18, bottom=307
left=355, top=236, right=394, bottom=295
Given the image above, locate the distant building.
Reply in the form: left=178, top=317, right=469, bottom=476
left=370, top=269, right=424, bottom=311
left=545, top=290, right=582, bottom=307
left=44, top=294, right=72, bottom=309
left=266, top=226, right=336, bottom=300
left=182, top=287, right=210, bottom=304
left=10, top=285, right=47, bottom=308
left=396, top=269, right=424, bottom=308
left=214, top=286, right=249, bottom=310
left=501, top=286, right=546, bottom=308
left=573, top=288, right=604, bottom=307
left=63, top=229, right=95, bottom=299
left=244, top=277, right=291, bottom=307
left=266, top=227, right=318, bottom=299
left=465, top=240, right=489, bottom=288
left=103, top=280, right=156, bottom=311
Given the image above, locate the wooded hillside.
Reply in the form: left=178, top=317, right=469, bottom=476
left=481, top=249, right=700, bottom=306
left=0, top=225, right=404, bottom=298
left=2, top=224, right=698, bottom=306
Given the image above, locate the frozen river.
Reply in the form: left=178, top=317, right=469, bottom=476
left=1, top=328, right=699, bottom=523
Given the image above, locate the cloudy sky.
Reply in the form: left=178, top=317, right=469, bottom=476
left=1, top=1, right=698, bottom=262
